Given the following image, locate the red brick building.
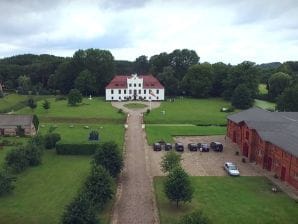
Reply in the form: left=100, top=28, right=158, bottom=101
left=227, top=108, right=298, bottom=189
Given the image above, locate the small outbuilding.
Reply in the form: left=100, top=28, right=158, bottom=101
left=0, top=114, right=37, bottom=136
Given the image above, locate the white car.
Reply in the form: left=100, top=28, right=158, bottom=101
left=224, top=162, right=240, bottom=176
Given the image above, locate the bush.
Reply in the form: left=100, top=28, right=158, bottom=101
left=62, top=193, right=98, bottom=224
left=0, top=170, right=16, bottom=196
left=93, top=141, right=123, bottom=178
left=56, top=143, right=99, bottom=155
left=25, top=144, right=43, bottom=166
left=5, top=147, right=29, bottom=173
left=33, top=114, right=39, bottom=131
left=44, top=133, right=61, bottom=149
left=29, top=134, right=45, bottom=147
left=179, top=210, right=211, bottom=224
left=118, top=108, right=123, bottom=114
left=68, top=89, right=83, bottom=106
left=146, top=109, right=151, bottom=114
left=89, top=131, right=99, bottom=141
left=55, top=95, right=67, bottom=101
left=83, top=163, right=114, bottom=208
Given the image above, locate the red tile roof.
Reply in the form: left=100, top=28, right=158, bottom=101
left=105, top=75, right=128, bottom=89
left=105, top=75, right=164, bottom=89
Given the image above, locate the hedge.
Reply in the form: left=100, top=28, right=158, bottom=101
left=56, top=143, right=99, bottom=155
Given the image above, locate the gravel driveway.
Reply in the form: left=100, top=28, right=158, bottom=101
left=111, top=102, right=160, bottom=224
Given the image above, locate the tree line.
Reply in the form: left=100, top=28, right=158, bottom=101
left=0, top=49, right=298, bottom=110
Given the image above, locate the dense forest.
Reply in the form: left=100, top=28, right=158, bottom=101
left=0, top=48, right=298, bottom=110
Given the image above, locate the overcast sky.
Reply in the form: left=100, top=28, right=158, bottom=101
left=0, top=0, right=297, bottom=64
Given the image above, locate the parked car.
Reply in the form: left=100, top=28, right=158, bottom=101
left=224, top=162, right=240, bottom=176
left=188, top=143, right=198, bottom=151
left=210, top=141, right=223, bottom=152
left=198, top=143, right=209, bottom=152
left=165, top=143, right=172, bottom=151
left=153, top=142, right=162, bottom=151
left=175, top=142, right=184, bottom=152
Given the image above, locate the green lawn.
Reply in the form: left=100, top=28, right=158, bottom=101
left=123, top=103, right=147, bottom=109
left=254, top=99, right=276, bottom=110
left=154, top=176, right=298, bottom=224
left=17, top=97, right=125, bottom=123
left=259, top=84, right=268, bottom=95
left=39, top=123, right=125, bottom=148
left=0, top=151, right=91, bottom=224
left=144, top=98, right=232, bottom=125
left=146, top=125, right=226, bottom=144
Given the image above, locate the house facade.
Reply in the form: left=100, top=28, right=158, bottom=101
left=105, top=74, right=164, bottom=101
left=0, top=115, right=36, bottom=136
left=227, top=108, right=298, bottom=189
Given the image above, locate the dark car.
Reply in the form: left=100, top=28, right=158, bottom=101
left=210, top=142, right=223, bottom=152
left=198, top=143, right=209, bottom=152
left=153, top=142, right=162, bottom=151
left=165, top=143, right=172, bottom=151
left=188, top=143, right=198, bottom=151
left=175, top=142, right=184, bottom=152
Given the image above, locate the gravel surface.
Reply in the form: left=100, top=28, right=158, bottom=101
left=111, top=102, right=160, bottom=224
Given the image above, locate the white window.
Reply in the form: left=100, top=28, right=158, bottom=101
left=144, top=90, right=146, bottom=94
left=129, top=84, right=132, bottom=87
left=111, top=90, right=114, bottom=94
left=156, top=89, right=159, bottom=94
left=118, top=89, right=121, bottom=94
left=139, top=83, right=141, bottom=87
left=124, top=90, right=126, bottom=94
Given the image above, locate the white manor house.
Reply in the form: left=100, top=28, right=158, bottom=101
left=105, top=74, right=165, bottom=101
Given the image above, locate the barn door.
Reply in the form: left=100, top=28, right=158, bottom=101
left=267, top=157, right=272, bottom=171
left=281, top=166, right=286, bottom=181
left=233, top=131, right=237, bottom=143
left=243, top=143, right=249, bottom=157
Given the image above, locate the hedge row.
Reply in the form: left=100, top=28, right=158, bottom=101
left=56, top=143, right=99, bottom=155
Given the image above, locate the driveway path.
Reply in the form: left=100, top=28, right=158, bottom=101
left=111, top=101, right=160, bottom=224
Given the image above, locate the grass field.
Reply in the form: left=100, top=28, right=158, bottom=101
left=123, top=103, right=147, bottom=109
left=259, top=84, right=268, bottom=95
left=0, top=151, right=91, bottom=224
left=254, top=99, right=276, bottom=110
left=17, top=97, right=125, bottom=123
left=146, top=125, right=226, bottom=144
left=144, top=98, right=232, bottom=125
left=154, top=176, right=298, bottom=224
left=39, top=123, right=125, bottom=148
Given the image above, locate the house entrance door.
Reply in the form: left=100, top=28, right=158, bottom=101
left=133, top=90, right=137, bottom=100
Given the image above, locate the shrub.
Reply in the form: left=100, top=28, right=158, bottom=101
left=29, top=134, right=45, bottom=147
left=62, top=193, right=98, bottom=224
left=161, top=151, right=182, bottom=173
left=56, top=143, right=99, bottom=155
left=25, top=144, right=43, bottom=166
left=0, top=170, right=16, bottom=196
left=118, top=108, right=123, bottom=114
left=83, top=163, right=114, bottom=208
left=33, top=114, right=39, bottom=131
left=93, top=141, right=123, bottom=178
left=44, top=133, right=61, bottom=149
left=89, top=131, right=99, bottom=141
left=146, top=109, right=150, bottom=114
left=179, top=210, right=211, bottom=224
left=68, top=89, right=83, bottom=106
left=5, top=147, right=29, bottom=173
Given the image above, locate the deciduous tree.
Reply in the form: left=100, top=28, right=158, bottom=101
left=231, top=84, right=254, bottom=109
left=68, top=89, right=82, bottom=106
left=161, top=151, right=182, bottom=173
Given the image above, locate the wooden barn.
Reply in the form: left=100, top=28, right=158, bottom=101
left=227, top=108, right=298, bottom=189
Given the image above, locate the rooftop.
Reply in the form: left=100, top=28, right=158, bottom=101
left=227, top=108, right=298, bottom=157
left=0, top=114, right=33, bottom=127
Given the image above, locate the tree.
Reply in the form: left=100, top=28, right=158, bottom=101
left=74, top=69, right=97, bottom=96
left=231, top=84, right=254, bottom=109
left=83, top=163, right=114, bottom=208
left=277, top=84, right=298, bottom=111
left=25, top=143, right=43, bottom=166
left=157, top=66, right=179, bottom=96
left=210, top=62, right=231, bottom=97
left=62, top=193, right=97, bottom=224
left=222, top=61, right=260, bottom=100
left=134, top=55, right=150, bottom=74
left=164, top=166, right=193, bottom=208
left=0, top=170, right=16, bottom=196
left=160, top=151, right=182, bottom=173
left=268, top=72, right=292, bottom=100
left=182, top=63, right=214, bottom=98
left=17, top=75, right=31, bottom=93
left=93, top=141, right=123, bottom=178
left=68, top=89, right=82, bottom=106
left=27, top=98, right=37, bottom=110
left=169, top=49, right=199, bottom=80
left=42, top=99, right=50, bottom=111
left=149, top=52, right=170, bottom=75
left=179, top=210, right=210, bottom=224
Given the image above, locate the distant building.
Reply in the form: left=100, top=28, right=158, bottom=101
left=227, top=108, right=298, bottom=189
left=0, top=115, right=37, bottom=136
left=105, top=74, right=164, bottom=101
